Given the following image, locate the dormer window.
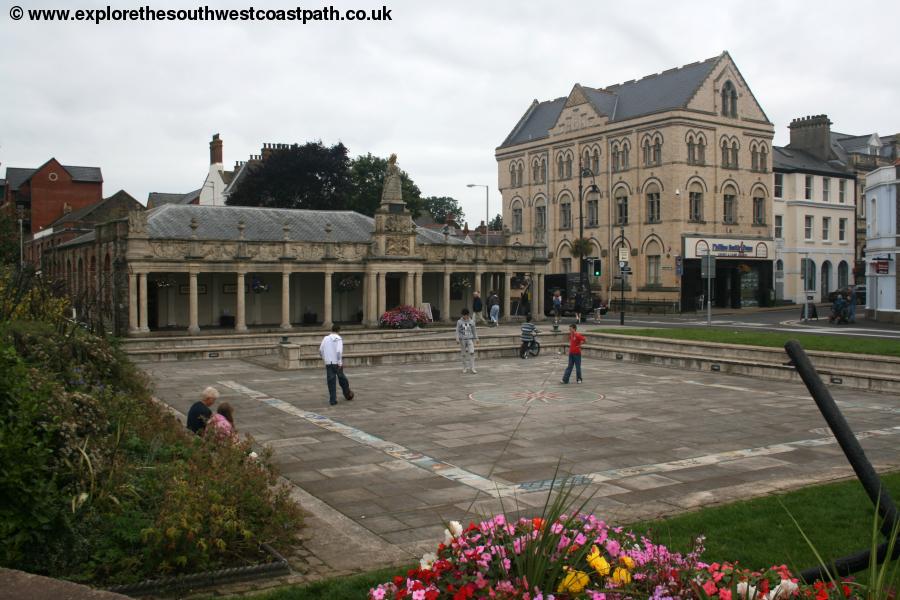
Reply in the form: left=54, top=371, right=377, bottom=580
left=721, top=81, right=737, bottom=117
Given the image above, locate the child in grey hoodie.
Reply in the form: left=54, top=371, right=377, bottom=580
left=455, top=308, right=478, bottom=374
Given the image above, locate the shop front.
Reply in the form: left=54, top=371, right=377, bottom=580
left=680, top=237, right=774, bottom=311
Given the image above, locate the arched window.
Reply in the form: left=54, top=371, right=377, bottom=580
left=721, top=139, right=730, bottom=167
left=532, top=159, right=541, bottom=184
left=591, top=148, right=600, bottom=174
left=801, top=258, right=816, bottom=292
left=510, top=163, right=518, bottom=187
left=642, top=137, right=652, bottom=166
left=621, top=141, right=630, bottom=169
left=511, top=199, right=524, bottom=233
left=564, top=153, right=573, bottom=179
left=611, top=143, right=621, bottom=172
left=645, top=183, right=661, bottom=223
left=721, top=81, right=737, bottom=117
left=540, top=158, right=547, bottom=184
left=687, top=135, right=696, bottom=164
left=557, top=154, right=565, bottom=180
left=689, top=181, right=704, bottom=222
left=752, top=190, right=766, bottom=225
left=776, top=259, right=784, bottom=272
left=615, top=189, right=629, bottom=225
left=759, top=146, right=767, bottom=172
left=838, top=261, right=849, bottom=288
left=645, top=240, right=662, bottom=286
left=821, top=261, right=832, bottom=299
left=731, top=141, right=739, bottom=169
left=723, top=184, right=737, bottom=224
left=653, top=136, right=662, bottom=165
left=559, top=196, right=572, bottom=230
left=751, top=145, right=759, bottom=171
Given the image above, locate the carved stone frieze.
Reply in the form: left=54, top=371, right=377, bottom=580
left=149, top=241, right=189, bottom=259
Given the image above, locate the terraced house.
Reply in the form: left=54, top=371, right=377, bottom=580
left=496, top=52, right=775, bottom=310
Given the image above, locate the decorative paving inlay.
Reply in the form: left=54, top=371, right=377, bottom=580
left=469, top=387, right=605, bottom=406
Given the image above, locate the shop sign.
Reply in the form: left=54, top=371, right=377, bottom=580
left=874, top=260, right=889, bottom=274
left=685, top=237, right=772, bottom=260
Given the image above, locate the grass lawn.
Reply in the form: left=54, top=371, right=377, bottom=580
left=592, top=327, right=900, bottom=358
left=240, top=472, right=900, bottom=599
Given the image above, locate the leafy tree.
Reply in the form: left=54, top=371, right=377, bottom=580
left=0, top=210, right=20, bottom=266
left=347, top=153, right=422, bottom=217
left=226, top=141, right=351, bottom=210
left=571, top=237, right=593, bottom=275
left=489, top=214, right=503, bottom=231
left=422, top=196, right=463, bottom=224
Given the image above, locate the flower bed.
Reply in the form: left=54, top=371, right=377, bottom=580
left=380, top=305, right=429, bottom=328
left=368, top=514, right=848, bottom=600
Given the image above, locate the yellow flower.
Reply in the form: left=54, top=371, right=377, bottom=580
left=619, top=555, right=635, bottom=570
left=557, top=568, right=590, bottom=593
left=612, top=566, right=632, bottom=585
left=587, top=545, right=611, bottom=576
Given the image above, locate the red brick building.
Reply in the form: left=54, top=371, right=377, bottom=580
left=1, top=158, right=103, bottom=234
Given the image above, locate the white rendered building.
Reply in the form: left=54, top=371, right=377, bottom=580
left=864, top=163, right=899, bottom=321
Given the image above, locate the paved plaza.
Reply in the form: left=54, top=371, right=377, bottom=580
left=140, top=349, right=900, bottom=578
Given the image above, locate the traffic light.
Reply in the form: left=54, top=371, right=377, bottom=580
left=592, top=259, right=601, bottom=277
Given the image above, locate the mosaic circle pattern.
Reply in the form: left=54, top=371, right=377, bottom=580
left=469, top=387, right=605, bottom=406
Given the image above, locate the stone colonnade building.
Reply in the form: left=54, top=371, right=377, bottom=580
left=52, top=157, right=550, bottom=335
left=496, top=52, right=776, bottom=310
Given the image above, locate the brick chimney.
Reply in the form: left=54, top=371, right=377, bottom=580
left=788, top=115, right=835, bottom=162
left=210, top=133, right=223, bottom=165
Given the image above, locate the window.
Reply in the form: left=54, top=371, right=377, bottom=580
left=687, top=138, right=696, bottom=164
left=774, top=173, right=783, bottom=198
left=731, top=142, right=739, bottom=169
left=615, top=192, right=629, bottom=225
left=839, top=218, right=847, bottom=241
left=587, top=199, right=598, bottom=226
left=753, top=195, right=765, bottom=225
left=689, top=187, right=703, bottom=222
left=557, top=155, right=565, bottom=180
left=801, top=258, right=816, bottom=291
left=804, top=176, right=812, bottom=200
left=532, top=161, right=540, bottom=184
left=513, top=208, right=522, bottom=233
left=721, top=81, right=737, bottom=117
left=759, top=146, right=767, bottom=172
left=611, top=144, right=620, bottom=172
left=751, top=146, right=758, bottom=171
left=565, top=155, right=573, bottom=179
left=591, top=149, right=600, bottom=174
left=776, top=259, right=783, bottom=272
left=838, top=261, right=849, bottom=288
left=646, top=190, right=660, bottom=223
left=823, top=178, right=830, bottom=202
left=723, top=190, right=736, bottom=224
left=804, top=215, right=813, bottom=239
left=839, top=180, right=846, bottom=203
left=822, top=217, right=831, bottom=240
left=721, top=140, right=729, bottom=167
left=647, top=255, right=661, bottom=285
left=697, top=138, right=705, bottom=164
left=775, top=215, right=783, bottom=239
left=642, top=139, right=651, bottom=166
left=653, top=137, right=662, bottom=165
left=535, top=205, right=546, bottom=230
left=540, top=159, right=546, bottom=184
left=560, top=202, right=571, bottom=229
left=562, top=258, right=572, bottom=273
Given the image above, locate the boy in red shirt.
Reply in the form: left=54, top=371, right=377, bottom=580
left=560, top=323, right=586, bottom=384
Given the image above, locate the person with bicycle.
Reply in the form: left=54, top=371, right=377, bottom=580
left=519, top=314, right=539, bottom=358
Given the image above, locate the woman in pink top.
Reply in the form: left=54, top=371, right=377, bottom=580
left=206, top=402, right=236, bottom=439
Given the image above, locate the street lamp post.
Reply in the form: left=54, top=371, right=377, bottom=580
left=620, top=225, right=626, bottom=326
left=466, top=183, right=489, bottom=245
left=16, top=205, right=25, bottom=269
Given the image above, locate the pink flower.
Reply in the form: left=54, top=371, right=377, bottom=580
left=606, top=539, right=621, bottom=556
left=704, top=580, right=719, bottom=595
left=720, top=588, right=733, bottom=600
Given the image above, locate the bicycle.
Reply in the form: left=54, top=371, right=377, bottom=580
left=520, top=336, right=541, bottom=358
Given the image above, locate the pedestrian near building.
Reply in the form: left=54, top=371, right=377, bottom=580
left=456, top=308, right=478, bottom=373
left=472, top=291, right=485, bottom=324
left=552, top=289, right=562, bottom=325
left=560, top=323, right=586, bottom=384
left=846, top=286, right=857, bottom=323
left=319, top=324, right=354, bottom=406
left=187, top=386, right=219, bottom=434
left=488, top=291, right=500, bottom=326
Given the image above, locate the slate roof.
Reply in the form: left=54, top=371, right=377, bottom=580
left=773, top=146, right=852, bottom=177
left=145, top=204, right=470, bottom=245
left=500, top=54, right=722, bottom=148
left=147, top=189, right=201, bottom=209
left=58, top=230, right=96, bottom=249
left=3, top=163, right=102, bottom=190
left=50, top=190, right=140, bottom=227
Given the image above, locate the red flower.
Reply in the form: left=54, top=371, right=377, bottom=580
left=532, top=517, right=545, bottom=531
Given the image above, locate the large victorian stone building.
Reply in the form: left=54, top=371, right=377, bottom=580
left=48, top=156, right=550, bottom=336
left=496, top=52, right=775, bottom=310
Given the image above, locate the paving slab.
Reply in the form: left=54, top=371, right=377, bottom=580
left=139, top=351, right=900, bottom=584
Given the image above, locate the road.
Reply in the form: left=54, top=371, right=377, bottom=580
left=591, top=307, right=900, bottom=340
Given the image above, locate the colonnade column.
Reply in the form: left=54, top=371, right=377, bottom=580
left=475, top=268, right=484, bottom=296
left=414, top=271, right=423, bottom=308
left=188, top=271, right=200, bottom=335
left=365, top=270, right=377, bottom=326
left=235, top=271, right=247, bottom=332
left=323, top=270, right=333, bottom=329
left=534, top=273, right=545, bottom=321
left=138, top=272, right=149, bottom=333
left=280, top=271, right=291, bottom=330
left=442, top=271, right=451, bottom=323
left=503, top=272, right=512, bottom=323
left=404, top=272, right=415, bottom=306
left=377, top=272, right=386, bottom=317
left=128, top=272, right=139, bottom=334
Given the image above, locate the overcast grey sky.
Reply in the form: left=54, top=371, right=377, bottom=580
left=2, top=0, right=898, bottom=226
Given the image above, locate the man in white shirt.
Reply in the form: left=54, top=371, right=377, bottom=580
left=318, top=324, right=354, bottom=406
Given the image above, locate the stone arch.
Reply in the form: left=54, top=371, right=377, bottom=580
left=641, top=233, right=665, bottom=255
left=641, top=177, right=665, bottom=194
left=720, top=178, right=742, bottom=196
left=685, top=175, right=708, bottom=193
left=750, top=181, right=769, bottom=198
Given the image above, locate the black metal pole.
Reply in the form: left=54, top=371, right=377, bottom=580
left=620, top=225, right=625, bottom=325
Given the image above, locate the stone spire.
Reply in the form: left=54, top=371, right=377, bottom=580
left=380, top=153, right=406, bottom=211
